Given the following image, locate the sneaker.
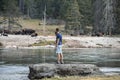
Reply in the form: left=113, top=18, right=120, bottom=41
left=61, top=60, right=64, bottom=64
left=57, top=61, right=61, bottom=64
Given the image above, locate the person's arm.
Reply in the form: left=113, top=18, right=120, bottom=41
left=56, top=37, right=59, bottom=47
left=55, top=34, right=59, bottom=47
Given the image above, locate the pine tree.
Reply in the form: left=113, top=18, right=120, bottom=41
left=77, top=0, right=93, bottom=34
left=0, top=0, right=4, bottom=15
left=19, top=0, right=24, bottom=15
left=93, top=0, right=116, bottom=35
left=2, top=0, right=20, bottom=17
left=65, top=0, right=82, bottom=35
left=115, top=0, right=120, bottom=34
left=1, top=0, right=20, bottom=31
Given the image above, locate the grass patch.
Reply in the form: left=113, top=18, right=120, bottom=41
left=118, top=41, right=120, bottom=43
left=18, top=19, right=64, bottom=35
left=0, top=17, right=65, bottom=35
left=0, top=42, right=3, bottom=46
left=32, top=40, right=66, bottom=46
left=96, top=43, right=103, bottom=46
left=40, top=76, right=120, bottom=80
left=111, top=35, right=120, bottom=37
left=109, top=44, right=112, bottom=47
left=32, top=40, right=55, bottom=46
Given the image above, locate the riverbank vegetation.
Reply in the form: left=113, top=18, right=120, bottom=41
left=18, top=19, right=64, bottom=35
left=31, top=39, right=66, bottom=46
left=41, top=75, right=120, bottom=80
left=0, top=42, right=2, bottom=46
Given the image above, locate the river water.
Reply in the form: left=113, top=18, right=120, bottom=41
left=0, top=48, right=120, bottom=80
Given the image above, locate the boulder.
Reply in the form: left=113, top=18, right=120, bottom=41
left=28, top=63, right=102, bottom=79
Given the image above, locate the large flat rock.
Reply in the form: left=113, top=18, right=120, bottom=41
left=28, top=63, right=102, bottom=79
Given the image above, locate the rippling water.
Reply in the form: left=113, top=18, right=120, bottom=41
left=0, top=48, right=120, bottom=80
left=0, top=65, right=29, bottom=80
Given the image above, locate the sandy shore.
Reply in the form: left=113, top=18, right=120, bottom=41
left=0, top=35, right=55, bottom=48
left=0, top=35, right=120, bottom=49
left=63, top=36, right=120, bottom=48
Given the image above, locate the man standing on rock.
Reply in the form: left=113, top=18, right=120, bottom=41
left=55, top=28, right=64, bottom=64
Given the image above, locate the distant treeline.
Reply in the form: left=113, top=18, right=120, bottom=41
left=92, top=0, right=120, bottom=35
left=0, top=0, right=120, bottom=35
left=0, top=0, right=92, bottom=35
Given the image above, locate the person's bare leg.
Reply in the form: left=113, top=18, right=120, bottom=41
left=57, top=54, right=61, bottom=64
left=60, top=53, right=64, bottom=64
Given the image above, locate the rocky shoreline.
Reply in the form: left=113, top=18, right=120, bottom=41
left=0, top=35, right=120, bottom=49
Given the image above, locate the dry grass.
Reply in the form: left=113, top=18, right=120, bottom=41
left=18, top=19, right=64, bottom=35
left=31, top=40, right=55, bottom=46
left=96, top=43, right=103, bottom=46
left=0, top=17, right=64, bottom=35
left=31, top=40, right=66, bottom=46
left=41, top=76, right=120, bottom=80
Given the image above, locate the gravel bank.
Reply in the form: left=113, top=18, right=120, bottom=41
left=0, top=35, right=120, bottom=49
